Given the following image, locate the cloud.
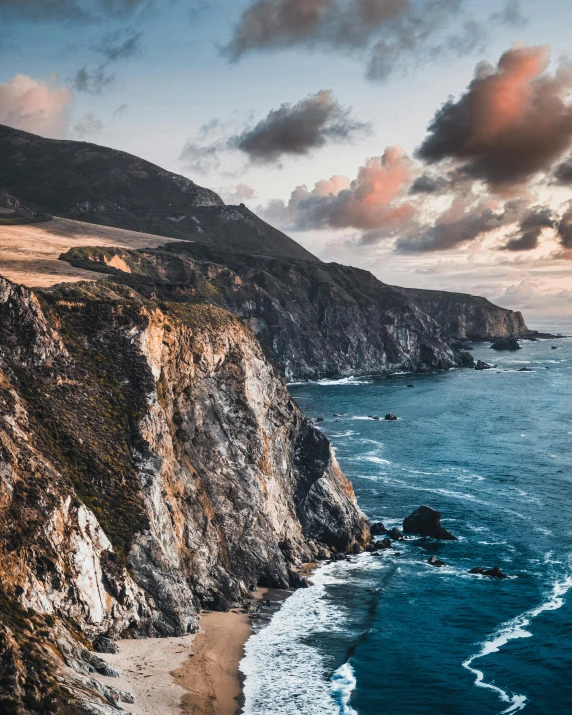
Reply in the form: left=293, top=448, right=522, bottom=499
left=224, top=0, right=525, bottom=81
left=0, top=73, right=72, bottom=138
left=395, top=198, right=519, bottom=252
left=112, top=103, right=129, bottom=118
left=502, top=206, right=555, bottom=251
left=557, top=203, right=572, bottom=249
left=0, top=0, right=156, bottom=22
left=180, top=90, right=368, bottom=172
left=219, top=183, right=257, bottom=204
left=417, top=45, right=572, bottom=191
left=72, top=64, right=115, bottom=94
left=96, top=29, right=143, bottom=62
left=260, top=146, right=413, bottom=231
left=73, top=111, right=103, bottom=139
left=233, top=90, right=368, bottom=162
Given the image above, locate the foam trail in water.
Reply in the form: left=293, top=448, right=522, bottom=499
left=463, top=573, right=572, bottom=713
left=330, top=662, right=358, bottom=715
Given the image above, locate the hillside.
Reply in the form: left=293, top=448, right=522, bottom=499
left=0, top=124, right=316, bottom=263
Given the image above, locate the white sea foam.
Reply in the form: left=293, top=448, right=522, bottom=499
left=318, top=376, right=372, bottom=386
left=240, top=560, right=369, bottom=714
left=330, top=662, right=358, bottom=715
left=463, top=573, right=572, bottom=713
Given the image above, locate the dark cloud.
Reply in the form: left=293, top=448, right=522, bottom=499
left=417, top=45, right=572, bottom=191
left=395, top=198, right=526, bottom=253
left=96, top=29, right=143, bottom=61
left=224, top=0, right=525, bottom=81
left=409, top=173, right=449, bottom=194
left=112, top=103, right=129, bottom=118
left=552, top=155, right=572, bottom=184
left=557, top=204, right=572, bottom=249
left=502, top=206, right=555, bottom=251
left=72, top=64, right=115, bottom=94
left=233, top=90, right=369, bottom=162
left=179, top=139, right=226, bottom=175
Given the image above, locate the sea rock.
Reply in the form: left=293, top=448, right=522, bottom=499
left=368, top=415, right=380, bottom=420
left=491, top=338, right=521, bottom=351
left=518, top=367, right=533, bottom=372
left=428, top=556, right=446, bottom=567
left=333, top=413, right=346, bottom=416
left=469, top=566, right=507, bottom=579
left=315, top=417, right=325, bottom=422
left=403, top=506, right=457, bottom=541
left=385, top=414, right=398, bottom=421
left=386, top=527, right=404, bottom=541
left=407, top=384, right=414, bottom=388
left=551, top=346, right=558, bottom=349
left=475, top=360, right=492, bottom=371
left=366, top=538, right=392, bottom=552
left=370, top=522, right=386, bottom=536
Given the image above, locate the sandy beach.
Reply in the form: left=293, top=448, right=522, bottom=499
left=93, top=582, right=305, bottom=715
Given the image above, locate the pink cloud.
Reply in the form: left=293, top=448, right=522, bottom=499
left=0, top=74, right=72, bottom=139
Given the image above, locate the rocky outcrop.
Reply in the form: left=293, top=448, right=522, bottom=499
left=0, top=276, right=368, bottom=713
left=60, top=243, right=471, bottom=381
left=399, top=287, right=529, bottom=340
left=491, top=337, right=521, bottom=351
left=0, top=189, right=51, bottom=225
left=403, top=506, right=457, bottom=540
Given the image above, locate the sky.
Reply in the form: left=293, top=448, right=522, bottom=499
left=1, top=0, right=572, bottom=321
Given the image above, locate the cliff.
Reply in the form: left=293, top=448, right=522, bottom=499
left=0, top=276, right=368, bottom=714
left=60, top=242, right=473, bottom=381
left=399, top=287, right=530, bottom=341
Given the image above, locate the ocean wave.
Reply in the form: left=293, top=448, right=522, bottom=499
left=330, top=662, right=358, bottom=715
left=318, top=376, right=373, bottom=386
left=463, top=572, right=572, bottom=713
left=240, top=560, right=369, bottom=714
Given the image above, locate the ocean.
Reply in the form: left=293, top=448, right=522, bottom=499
left=239, top=324, right=572, bottom=715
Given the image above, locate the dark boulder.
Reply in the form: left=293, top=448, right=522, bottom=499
left=475, top=360, right=492, bottom=371
left=93, top=636, right=118, bottom=654
left=385, top=414, right=398, bottom=421
left=407, top=384, right=414, bottom=388
left=491, top=338, right=521, bottom=351
left=403, top=506, right=457, bottom=540
left=469, top=566, right=507, bottom=579
left=370, top=522, right=386, bottom=536
left=315, top=417, right=325, bottom=422
left=518, top=367, right=533, bottom=372
left=428, top=555, right=446, bottom=567
left=386, top=527, right=403, bottom=541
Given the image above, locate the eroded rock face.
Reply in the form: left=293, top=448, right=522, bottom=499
left=61, top=243, right=466, bottom=381
left=0, top=276, right=368, bottom=713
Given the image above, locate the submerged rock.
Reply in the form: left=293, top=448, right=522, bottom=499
left=386, top=527, right=404, bottom=541
left=428, top=556, right=446, bottom=567
left=491, top=338, right=521, bottom=351
left=368, top=415, right=380, bottom=420
left=469, top=566, right=507, bottom=579
left=475, top=360, right=492, bottom=371
left=403, top=506, right=457, bottom=540
left=518, top=367, right=533, bottom=372
left=384, top=414, right=398, bottom=421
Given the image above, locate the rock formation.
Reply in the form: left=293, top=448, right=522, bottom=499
left=60, top=243, right=472, bottom=381
left=0, top=275, right=368, bottom=713
left=403, top=506, right=457, bottom=540
left=399, top=287, right=530, bottom=340
left=491, top=338, right=521, bottom=351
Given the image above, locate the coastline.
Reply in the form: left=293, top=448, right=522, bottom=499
left=95, top=565, right=318, bottom=715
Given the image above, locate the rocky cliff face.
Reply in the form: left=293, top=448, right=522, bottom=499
left=399, top=287, right=530, bottom=340
left=0, top=276, right=368, bottom=714
left=61, top=242, right=472, bottom=381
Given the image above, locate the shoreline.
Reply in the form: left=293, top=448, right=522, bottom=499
left=94, top=564, right=318, bottom=715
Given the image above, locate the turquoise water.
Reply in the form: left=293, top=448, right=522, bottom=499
left=240, top=327, right=572, bottom=714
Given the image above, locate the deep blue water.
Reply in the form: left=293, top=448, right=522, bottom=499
left=240, top=325, right=572, bottom=715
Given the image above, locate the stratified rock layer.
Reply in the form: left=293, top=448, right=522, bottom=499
left=0, top=276, right=368, bottom=713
